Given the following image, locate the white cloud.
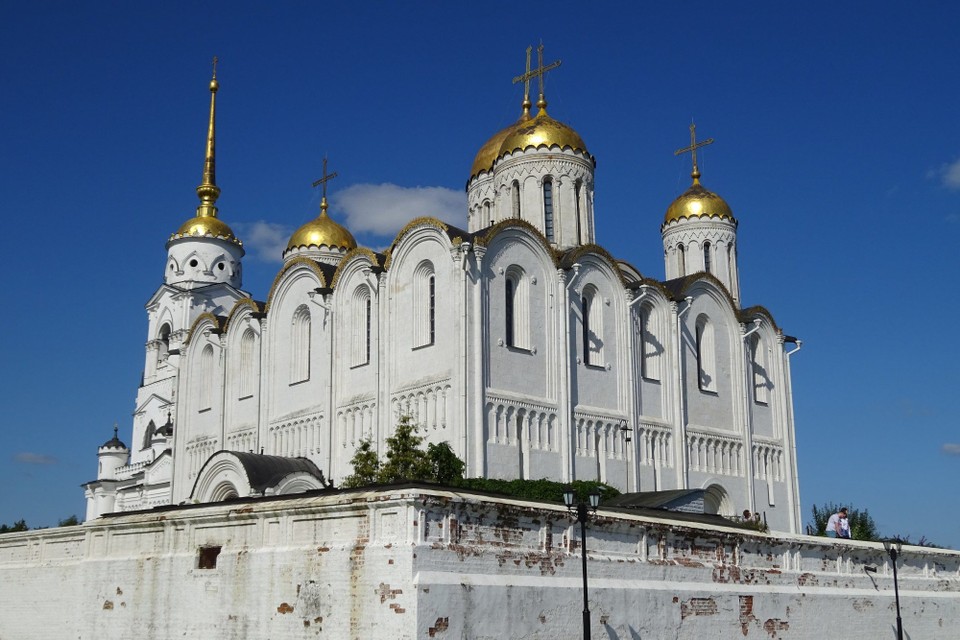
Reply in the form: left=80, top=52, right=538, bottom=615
left=942, top=443, right=960, bottom=456
left=14, top=452, right=58, bottom=465
left=939, top=159, right=960, bottom=190
left=233, top=221, right=292, bottom=264
left=333, top=183, right=466, bottom=237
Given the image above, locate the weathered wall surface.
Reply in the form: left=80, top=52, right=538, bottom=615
left=1, top=487, right=957, bottom=639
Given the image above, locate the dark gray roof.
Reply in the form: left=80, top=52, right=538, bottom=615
left=228, top=452, right=327, bottom=493
left=603, top=489, right=705, bottom=510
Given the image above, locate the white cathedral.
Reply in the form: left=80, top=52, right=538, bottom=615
left=84, top=54, right=803, bottom=534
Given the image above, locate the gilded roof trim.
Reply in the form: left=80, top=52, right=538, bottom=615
left=738, top=305, right=781, bottom=334
left=223, top=298, right=265, bottom=334
left=660, top=272, right=740, bottom=312
left=264, top=257, right=329, bottom=314
left=184, top=312, right=226, bottom=347
left=557, top=244, right=629, bottom=288
left=331, top=247, right=383, bottom=289
left=473, top=219, right=559, bottom=268
left=382, top=217, right=452, bottom=270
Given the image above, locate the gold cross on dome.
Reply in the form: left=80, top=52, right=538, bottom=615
left=674, top=122, right=714, bottom=178
left=212, top=56, right=218, bottom=79
left=311, top=156, right=339, bottom=203
left=512, top=43, right=561, bottom=101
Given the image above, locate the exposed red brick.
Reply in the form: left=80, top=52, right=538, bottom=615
left=276, top=602, right=294, bottom=614
left=680, top=597, right=717, bottom=619
left=428, top=616, right=449, bottom=636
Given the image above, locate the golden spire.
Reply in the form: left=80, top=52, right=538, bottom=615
left=311, top=155, right=339, bottom=217
left=513, top=43, right=560, bottom=114
left=674, top=121, right=714, bottom=185
left=195, top=56, right=221, bottom=218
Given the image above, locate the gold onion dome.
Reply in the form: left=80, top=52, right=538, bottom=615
left=470, top=118, right=526, bottom=179
left=286, top=200, right=357, bottom=252
left=663, top=171, right=735, bottom=225
left=172, top=215, right=241, bottom=244
left=498, top=101, right=589, bottom=160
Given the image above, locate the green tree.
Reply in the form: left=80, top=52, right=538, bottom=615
left=809, top=502, right=879, bottom=541
left=341, top=439, right=381, bottom=488
left=341, top=415, right=468, bottom=487
left=427, top=442, right=465, bottom=485
left=0, top=519, right=28, bottom=533
left=58, top=515, right=80, bottom=527
left=379, top=416, right=431, bottom=483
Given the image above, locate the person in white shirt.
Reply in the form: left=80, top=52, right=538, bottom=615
left=826, top=507, right=848, bottom=538
left=838, top=510, right=851, bottom=538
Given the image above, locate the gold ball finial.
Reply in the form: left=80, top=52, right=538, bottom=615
left=209, top=56, right=219, bottom=92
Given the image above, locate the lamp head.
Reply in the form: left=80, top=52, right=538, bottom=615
left=588, top=489, right=601, bottom=510
left=562, top=486, right=575, bottom=508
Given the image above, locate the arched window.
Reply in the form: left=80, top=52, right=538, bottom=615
left=543, top=178, right=554, bottom=242
left=639, top=303, right=662, bottom=381
left=704, top=241, right=712, bottom=273
left=582, top=286, right=603, bottom=366
left=678, top=244, right=686, bottom=276
left=728, top=244, right=736, bottom=286
left=157, top=324, right=171, bottom=367
left=751, top=334, right=769, bottom=404
left=413, top=262, right=435, bottom=348
left=695, top=314, right=716, bottom=392
left=239, top=329, right=256, bottom=398
left=575, top=180, right=583, bottom=244
left=200, top=344, right=215, bottom=410
left=483, top=201, right=491, bottom=227
left=142, top=420, right=157, bottom=450
left=353, top=286, right=372, bottom=365
left=290, top=305, right=311, bottom=383
left=511, top=180, right=521, bottom=218
left=505, top=267, right=530, bottom=350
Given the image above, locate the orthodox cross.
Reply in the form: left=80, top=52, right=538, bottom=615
left=512, top=46, right=534, bottom=104
left=312, top=156, right=339, bottom=206
left=674, top=122, right=714, bottom=177
left=212, top=56, right=218, bottom=79
left=512, top=43, right=561, bottom=102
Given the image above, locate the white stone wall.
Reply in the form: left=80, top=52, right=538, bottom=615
left=6, top=489, right=959, bottom=639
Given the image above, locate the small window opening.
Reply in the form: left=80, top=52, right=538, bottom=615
left=198, top=545, right=222, bottom=569
left=543, top=178, right=554, bottom=242
left=217, top=263, right=225, bottom=271
left=704, top=241, right=712, bottom=273
left=189, top=259, right=199, bottom=268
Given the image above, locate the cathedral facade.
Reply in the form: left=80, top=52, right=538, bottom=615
left=84, top=56, right=803, bottom=533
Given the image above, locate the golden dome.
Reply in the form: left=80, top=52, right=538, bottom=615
left=170, top=215, right=241, bottom=246
left=470, top=117, right=527, bottom=179
left=664, top=177, right=735, bottom=225
left=286, top=205, right=357, bottom=252
left=498, top=107, right=589, bottom=159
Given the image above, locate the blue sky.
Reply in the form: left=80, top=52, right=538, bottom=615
left=1, top=3, right=957, bottom=546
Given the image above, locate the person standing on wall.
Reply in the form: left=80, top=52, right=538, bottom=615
left=826, top=507, right=848, bottom=538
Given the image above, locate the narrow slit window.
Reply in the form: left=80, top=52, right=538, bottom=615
left=543, top=178, right=554, bottom=242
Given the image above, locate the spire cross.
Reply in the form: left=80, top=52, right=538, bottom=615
left=311, top=156, right=339, bottom=210
left=674, top=122, right=714, bottom=180
left=212, top=56, right=218, bottom=79
left=512, top=43, right=561, bottom=106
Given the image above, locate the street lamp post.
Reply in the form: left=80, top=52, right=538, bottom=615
left=882, top=539, right=904, bottom=640
left=563, top=486, right=601, bottom=640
